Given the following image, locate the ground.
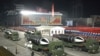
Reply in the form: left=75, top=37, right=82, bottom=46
left=0, top=29, right=100, bottom=56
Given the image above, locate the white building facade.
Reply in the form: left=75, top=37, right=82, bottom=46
left=35, top=26, right=65, bottom=36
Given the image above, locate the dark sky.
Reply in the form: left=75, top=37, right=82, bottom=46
left=0, top=0, right=100, bottom=18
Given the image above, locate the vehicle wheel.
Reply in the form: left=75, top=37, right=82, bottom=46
left=44, top=53, right=51, bottom=56
left=9, top=37, right=12, bottom=40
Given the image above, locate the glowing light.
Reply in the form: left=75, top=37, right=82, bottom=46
left=20, top=10, right=62, bottom=15
left=20, top=10, right=43, bottom=15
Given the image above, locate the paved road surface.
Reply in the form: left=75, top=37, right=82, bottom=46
left=0, top=31, right=40, bottom=56
left=1, top=30, right=100, bottom=56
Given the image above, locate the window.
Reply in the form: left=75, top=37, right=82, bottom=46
left=76, top=37, right=83, bottom=40
left=58, top=31, right=60, bottom=34
left=55, top=31, right=57, bottom=34
left=52, top=31, right=53, bottom=33
left=41, top=39, right=48, bottom=42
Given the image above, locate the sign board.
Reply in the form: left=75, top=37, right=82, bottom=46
left=21, top=15, right=62, bottom=25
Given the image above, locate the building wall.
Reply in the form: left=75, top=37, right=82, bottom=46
left=21, top=14, right=62, bottom=25
left=66, top=18, right=87, bottom=27
left=86, top=18, right=93, bottom=26
left=35, top=26, right=65, bottom=36
left=6, top=12, right=62, bottom=27
left=6, top=15, right=21, bottom=27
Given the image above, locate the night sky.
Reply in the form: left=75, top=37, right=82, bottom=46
left=0, top=0, right=100, bottom=18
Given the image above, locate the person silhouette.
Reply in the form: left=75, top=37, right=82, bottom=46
left=31, top=50, right=34, bottom=56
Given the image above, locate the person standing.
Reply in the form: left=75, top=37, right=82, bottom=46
left=31, top=50, right=34, bottom=56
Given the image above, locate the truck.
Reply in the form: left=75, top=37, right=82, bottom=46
left=24, top=30, right=67, bottom=56
left=54, top=34, right=99, bottom=54
left=4, top=30, right=20, bottom=41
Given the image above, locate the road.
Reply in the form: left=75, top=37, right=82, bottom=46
left=0, top=30, right=100, bottom=56
left=0, top=31, right=41, bottom=56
